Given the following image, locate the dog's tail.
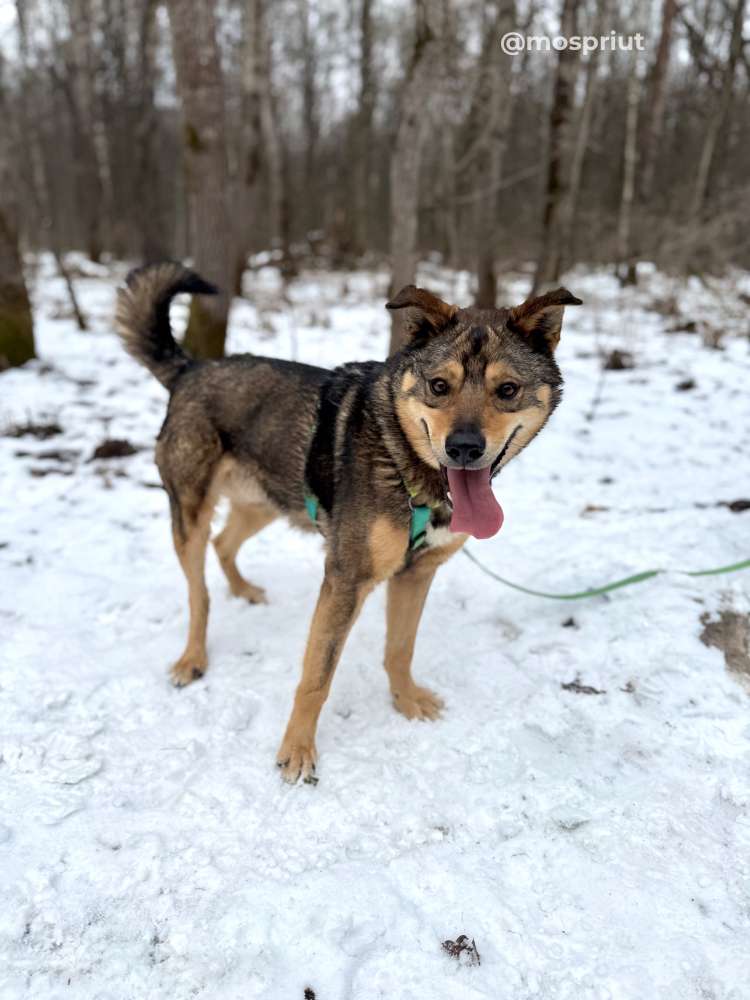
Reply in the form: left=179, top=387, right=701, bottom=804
left=115, top=262, right=218, bottom=390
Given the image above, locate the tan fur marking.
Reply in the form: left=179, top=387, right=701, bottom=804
left=483, top=395, right=553, bottom=467
left=369, top=515, right=410, bottom=581
left=485, top=361, right=522, bottom=388
left=395, top=395, right=441, bottom=468
left=536, top=384, right=552, bottom=408
left=429, top=359, right=464, bottom=384
left=213, top=502, right=276, bottom=602
left=401, top=370, right=417, bottom=393
left=213, top=455, right=271, bottom=507
left=421, top=404, right=456, bottom=449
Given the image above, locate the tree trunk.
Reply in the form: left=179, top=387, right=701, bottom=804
left=15, top=3, right=88, bottom=329
left=167, top=0, right=233, bottom=358
left=560, top=1, right=604, bottom=269
left=639, top=0, right=677, bottom=204
left=532, top=0, right=580, bottom=293
left=235, top=0, right=264, bottom=290
left=0, top=53, right=34, bottom=368
left=134, top=0, right=170, bottom=263
left=688, top=0, right=745, bottom=223
left=474, top=0, right=516, bottom=308
left=388, top=0, right=441, bottom=355
left=0, top=211, right=35, bottom=369
left=617, top=53, right=642, bottom=285
left=352, top=0, right=375, bottom=254
left=66, top=0, right=107, bottom=261
left=299, top=0, right=319, bottom=239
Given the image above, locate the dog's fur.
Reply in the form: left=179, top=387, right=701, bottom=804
left=116, top=263, right=580, bottom=783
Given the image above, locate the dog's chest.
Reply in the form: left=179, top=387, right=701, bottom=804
left=423, top=519, right=456, bottom=550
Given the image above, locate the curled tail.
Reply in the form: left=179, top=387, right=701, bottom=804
left=115, top=262, right=218, bottom=390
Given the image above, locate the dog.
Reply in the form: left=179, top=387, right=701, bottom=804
left=116, top=263, right=580, bottom=783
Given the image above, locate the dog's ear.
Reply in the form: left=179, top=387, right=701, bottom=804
left=507, top=287, right=582, bottom=352
left=385, top=285, right=458, bottom=339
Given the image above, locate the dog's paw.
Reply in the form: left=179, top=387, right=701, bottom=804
left=276, top=740, right=318, bottom=785
left=170, top=652, right=207, bottom=687
left=392, top=684, right=444, bottom=721
left=233, top=581, right=268, bottom=605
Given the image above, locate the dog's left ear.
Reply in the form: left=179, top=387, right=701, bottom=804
left=385, top=285, right=458, bottom=338
left=507, top=287, right=582, bottom=352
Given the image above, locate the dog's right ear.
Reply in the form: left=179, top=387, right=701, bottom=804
left=385, top=285, right=458, bottom=338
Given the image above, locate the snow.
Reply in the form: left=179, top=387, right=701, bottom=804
left=1, top=255, right=749, bottom=999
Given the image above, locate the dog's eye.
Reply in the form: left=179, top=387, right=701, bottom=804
left=497, top=382, right=519, bottom=399
left=429, top=378, right=450, bottom=396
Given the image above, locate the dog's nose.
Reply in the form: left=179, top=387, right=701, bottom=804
left=445, top=426, right=486, bottom=466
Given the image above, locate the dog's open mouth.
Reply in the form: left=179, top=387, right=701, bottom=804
left=440, top=425, right=521, bottom=540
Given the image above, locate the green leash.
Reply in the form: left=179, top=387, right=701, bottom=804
left=463, top=548, right=750, bottom=601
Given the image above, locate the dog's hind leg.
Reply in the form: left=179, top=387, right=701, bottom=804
left=213, top=502, right=276, bottom=604
left=169, top=497, right=215, bottom=687
left=384, top=538, right=466, bottom=720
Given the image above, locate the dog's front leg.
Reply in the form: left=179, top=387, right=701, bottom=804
left=277, top=570, right=372, bottom=784
left=384, top=537, right=466, bottom=720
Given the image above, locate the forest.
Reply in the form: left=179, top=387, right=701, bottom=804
left=2, top=0, right=748, bottom=364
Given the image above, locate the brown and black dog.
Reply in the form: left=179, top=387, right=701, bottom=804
left=116, top=264, right=580, bottom=783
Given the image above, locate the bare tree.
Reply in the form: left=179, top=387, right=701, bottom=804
left=167, top=0, right=234, bottom=358
left=640, top=0, right=677, bottom=204
left=474, top=0, right=516, bottom=308
left=0, top=54, right=35, bottom=369
left=352, top=0, right=375, bottom=253
left=560, top=1, right=608, bottom=269
left=689, top=0, right=746, bottom=223
left=133, top=0, right=171, bottom=263
left=533, top=0, right=580, bottom=293
left=388, top=0, right=441, bottom=354
left=3, top=0, right=750, bottom=289
left=55, top=0, right=107, bottom=262
left=617, top=48, right=644, bottom=285
left=299, top=0, right=319, bottom=237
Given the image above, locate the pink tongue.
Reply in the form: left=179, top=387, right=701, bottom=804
left=446, top=466, right=504, bottom=539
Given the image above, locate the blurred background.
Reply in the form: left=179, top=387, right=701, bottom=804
left=0, top=0, right=748, bottom=363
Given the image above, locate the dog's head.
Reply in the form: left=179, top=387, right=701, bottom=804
left=386, top=284, right=581, bottom=538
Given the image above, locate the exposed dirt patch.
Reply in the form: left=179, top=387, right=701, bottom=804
left=675, top=378, right=696, bottom=392
left=89, top=439, right=138, bottom=460
left=562, top=676, right=606, bottom=696
left=442, top=934, right=481, bottom=966
left=15, top=448, right=80, bottom=463
left=721, top=499, right=750, bottom=513
left=29, top=466, right=74, bottom=478
left=602, top=349, right=635, bottom=371
left=3, top=420, right=63, bottom=440
left=700, top=611, right=750, bottom=688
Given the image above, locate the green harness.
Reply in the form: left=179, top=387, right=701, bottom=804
left=304, top=488, right=434, bottom=552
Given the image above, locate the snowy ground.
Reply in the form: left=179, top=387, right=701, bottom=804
left=1, top=255, right=749, bottom=999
